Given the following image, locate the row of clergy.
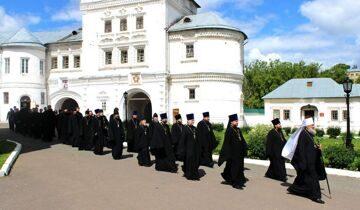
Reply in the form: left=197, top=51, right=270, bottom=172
left=7, top=106, right=327, bottom=204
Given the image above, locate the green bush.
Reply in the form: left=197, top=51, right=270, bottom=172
left=327, top=127, right=341, bottom=138
left=350, top=156, right=360, bottom=171
left=240, top=126, right=252, bottom=134
left=212, top=123, right=224, bottom=132
left=316, top=128, right=325, bottom=137
left=291, top=127, right=298, bottom=134
left=247, top=124, right=272, bottom=160
left=323, top=145, right=357, bottom=169
left=283, top=127, right=291, bottom=136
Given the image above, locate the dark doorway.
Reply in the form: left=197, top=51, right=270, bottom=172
left=304, top=110, right=315, bottom=119
left=127, top=92, right=152, bottom=122
left=20, top=96, right=31, bottom=109
left=61, top=98, right=79, bottom=111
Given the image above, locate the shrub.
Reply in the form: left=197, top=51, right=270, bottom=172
left=316, top=128, right=325, bottom=137
left=241, top=126, right=252, bottom=134
left=283, top=127, right=291, bottom=136
left=247, top=124, right=272, bottom=160
left=291, top=127, right=298, bottom=134
left=327, top=127, right=341, bottom=138
left=212, top=123, right=224, bottom=132
left=323, top=145, right=357, bottom=169
left=350, top=156, right=360, bottom=171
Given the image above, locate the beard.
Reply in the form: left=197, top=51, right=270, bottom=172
left=307, top=128, right=316, bottom=136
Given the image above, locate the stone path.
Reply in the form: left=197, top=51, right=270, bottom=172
left=0, top=127, right=359, bottom=210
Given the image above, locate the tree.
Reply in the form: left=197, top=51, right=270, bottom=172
left=319, top=63, right=350, bottom=83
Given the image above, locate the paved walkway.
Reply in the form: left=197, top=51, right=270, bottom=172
left=0, top=126, right=359, bottom=210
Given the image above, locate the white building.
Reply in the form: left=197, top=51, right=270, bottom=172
left=0, top=0, right=247, bottom=125
left=263, top=78, right=360, bottom=132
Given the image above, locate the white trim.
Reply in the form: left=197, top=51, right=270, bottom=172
left=0, top=140, right=22, bottom=177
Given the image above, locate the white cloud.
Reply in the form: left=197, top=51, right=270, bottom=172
left=197, top=0, right=263, bottom=11
left=248, top=48, right=281, bottom=62
left=0, top=7, right=41, bottom=32
left=51, top=0, right=81, bottom=22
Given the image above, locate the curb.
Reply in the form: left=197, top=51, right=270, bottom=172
left=0, top=140, right=22, bottom=177
left=212, top=155, right=360, bottom=179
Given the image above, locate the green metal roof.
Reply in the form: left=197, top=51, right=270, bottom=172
left=263, top=78, right=360, bottom=99
left=168, top=12, right=248, bottom=39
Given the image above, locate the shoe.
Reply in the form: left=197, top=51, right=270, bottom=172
left=311, top=198, right=325, bottom=204
left=232, top=184, right=243, bottom=190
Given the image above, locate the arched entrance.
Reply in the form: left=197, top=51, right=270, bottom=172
left=300, top=105, right=318, bottom=121
left=20, top=96, right=31, bottom=109
left=126, top=92, right=152, bottom=122
left=55, top=98, right=79, bottom=111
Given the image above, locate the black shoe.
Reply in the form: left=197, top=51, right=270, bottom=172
left=311, top=198, right=325, bottom=204
left=232, top=184, right=243, bottom=190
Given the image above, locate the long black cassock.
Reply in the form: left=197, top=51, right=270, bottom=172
left=178, top=125, right=201, bottom=180
left=93, top=116, right=105, bottom=155
left=69, top=112, right=83, bottom=147
left=42, top=109, right=56, bottom=142
left=109, top=117, right=125, bottom=160
left=218, top=126, right=248, bottom=186
left=135, top=125, right=151, bottom=166
left=265, top=128, right=287, bottom=181
left=126, top=118, right=138, bottom=152
left=171, top=122, right=183, bottom=160
left=288, top=129, right=322, bottom=200
left=60, top=112, right=71, bottom=145
left=81, top=116, right=96, bottom=150
left=197, top=120, right=218, bottom=167
left=150, top=122, right=178, bottom=173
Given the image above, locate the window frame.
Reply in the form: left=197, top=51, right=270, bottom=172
left=136, top=16, right=144, bottom=30
left=3, top=92, right=9, bottom=104
left=120, top=18, right=127, bottom=31
left=74, top=55, right=81, bottom=68
left=62, top=56, right=69, bottom=69
left=105, top=50, right=113, bottom=65
left=4, top=58, right=10, bottom=74
left=101, top=101, right=107, bottom=111
left=186, top=43, right=194, bottom=58
left=104, top=20, right=112, bottom=33
left=40, top=60, right=44, bottom=75
left=331, top=110, right=339, bottom=121
left=21, top=58, right=29, bottom=74
left=121, top=49, right=128, bottom=64
left=51, top=57, right=58, bottom=69
left=189, top=88, right=196, bottom=100
left=342, top=110, right=348, bottom=121
left=137, top=48, right=145, bottom=63
left=283, top=109, right=291, bottom=120
left=41, top=92, right=45, bottom=105
left=273, top=109, right=280, bottom=119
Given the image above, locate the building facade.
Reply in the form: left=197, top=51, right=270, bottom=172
left=0, top=0, right=247, bottom=125
left=263, top=78, right=360, bottom=132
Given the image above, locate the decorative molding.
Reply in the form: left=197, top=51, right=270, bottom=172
left=169, top=29, right=245, bottom=42
left=170, top=72, right=243, bottom=84
left=81, top=0, right=159, bottom=12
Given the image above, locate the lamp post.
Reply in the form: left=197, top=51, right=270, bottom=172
left=343, top=77, right=353, bottom=148
left=123, top=91, right=128, bottom=123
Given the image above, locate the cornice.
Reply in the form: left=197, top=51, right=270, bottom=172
left=80, top=0, right=161, bottom=12
left=170, top=72, right=243, bottom=83
left=169, top=29, right=245, bottom=42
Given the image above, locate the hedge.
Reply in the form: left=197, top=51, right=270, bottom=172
left=212, top=123, right=224, bottom=132
left=327, top=127, right=341, bottom=138
left=323, top=145, right=358, bottom=169
left=283, top=127, right=291, bottom=136
left=247, top=124, right=272, bottom=160
left=315, top=128, right=325, bottom=137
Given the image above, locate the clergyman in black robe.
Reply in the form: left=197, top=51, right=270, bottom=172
left=287, top=119, right=324, bottom=204
left=93, top=109, right=105, bottom=155
left=171, top=114, right=183, bottom=160
left=80, top=110, right=96, bottom=151
left=150, top=113, right=178, bottom=173
left=126, top=111, right=139, bottom=153
left=197, top=112, right=218, bottom=168
left=69, top=108, right=84, bottom=147
left=135, top=115, right=151, bottom=167
left=109, top=111, right=125, bottom=160
left=218, top=114, right=248, bottom=190
left=265, top=118, right=287, bottom=182
left=178, top=114, right=201, bottom=180
left=60, top=109, right=71, bottom=145
left=42, top=106, right=56, bottom=142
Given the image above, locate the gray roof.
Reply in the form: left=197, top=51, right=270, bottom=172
left=348, top=69, right=360, bottom=73
left=168, top=12, right=248, bottom=39
left=263, top=78, right=360, bottom=99
left=0, top=28, right=81, bottom=47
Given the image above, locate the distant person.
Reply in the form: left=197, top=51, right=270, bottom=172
left=42, top=105, right=56, bottom=142
left=126, top=111, right=139, bottom=152
left=7, top=108, right=15, bottom=131
left=135, top=115, right=151, bottom=167
left=265, top=118, right=287, bottom=182
left=171, top=114, right=183, bottom=160
left=197, top=112, right=218, bottom=168
left=81, top=110, right=96, bottom=151
left=109, top=110, right=125, bottom=159
left=218, top=114, right=248, bottom=190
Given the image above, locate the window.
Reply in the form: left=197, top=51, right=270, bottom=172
left=284, top=110, right=290, bottom=120
left=343, top=110, right=348, bottom=121
left=3, top=92, right=9, bottom=104
left=189, top=88, right=196, bottom=100
left=51, top=57, right=58, bottom=69
left=121, top=50, right=128, bottom=64
left=120, top=18, right=127, bottom=31
left=41, top=92, right=45, bottom=105
left=105, top=20, right=112, bottom=33
left=4, top=58, right=10, bottom=74
left=40, top=60, right=44, bottom=75
left=74, top=55, right=80, bottom=68
left=21, top=58, right=29, bottom=74
left=186, top=44, right=194, bottom=58
left=105, top=51, right=112, bottom=65
left=62, top=56, right=69, bottom=69
left=102, top=101, right=107, bottom=111
left=137, top=48, right=145, bottom=63
left=273, top=109, right=280, bottom=119
left=331, top=110, right=338, bottom=121
left=136, top=16, right=144, bottom=29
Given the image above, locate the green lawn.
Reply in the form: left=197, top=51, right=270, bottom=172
left=0, top=140, right=16, bottom=168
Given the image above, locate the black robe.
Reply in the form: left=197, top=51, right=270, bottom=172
left=218, top=126, right=248, bottom=186
left=178, top=125, right=201, bottom=180
left=60, top=112, right=71, bottom=144
left=109, top=117, right=125, bottom=160
left=135, top=125, right=151, bottom=166
left=42, top=109, right=56, bottom=142
left=265, top=128, right=287, bottom=181
left=81, top=116, right=96, bottom=150
left=171, top=122, right=183, bottom=160
left=197, top=120, right=218, bottom=167
left=69, top=112, right=83, bottom=147
left=288, top=129, right=322, bottom=200
left=126, top=118, right=138, bottom=152
left=150, top=122, right=177, bottom=173
left=93, top=117, right=104, bottom=155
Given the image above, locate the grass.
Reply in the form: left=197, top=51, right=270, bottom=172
left=0, top=140, right=16, bottom=168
